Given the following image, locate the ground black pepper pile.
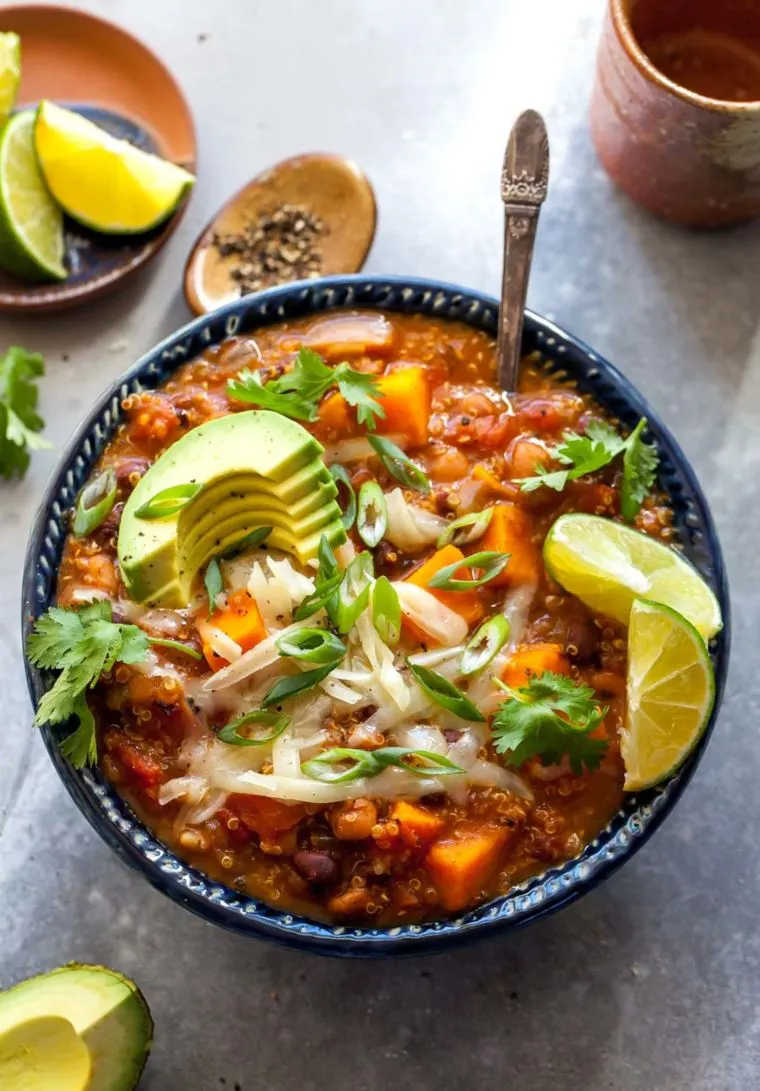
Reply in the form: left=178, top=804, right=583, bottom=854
left=212, top=204, right=327, bottom=296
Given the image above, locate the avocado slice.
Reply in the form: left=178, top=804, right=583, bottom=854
left=118, top=410, right=346, bottom=607
left=0, top=964, right=152, bottom=1091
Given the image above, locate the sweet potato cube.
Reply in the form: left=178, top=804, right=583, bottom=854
left=200, top=590, right=266, bottom=670
left=390, top=801, right=446, bottom=848
left=501, top=642, right=570, bottom=689
left=403, top=545, right=484, bottom=643
left=374, top=366, right=431, bottom=448
left=426, top=825, right=509, bottom=911
left=478, top=503, right=540, bottom=587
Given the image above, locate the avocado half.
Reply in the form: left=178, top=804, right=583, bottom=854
left=118, top=410, right=346, bottom=608
left=0, top=963, right=153, bottom=1091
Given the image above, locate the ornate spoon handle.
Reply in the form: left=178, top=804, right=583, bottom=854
left=497, top=110, right=550, bottom=392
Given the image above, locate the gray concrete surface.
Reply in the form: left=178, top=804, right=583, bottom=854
left=0, top=1, right=756, bottom=1088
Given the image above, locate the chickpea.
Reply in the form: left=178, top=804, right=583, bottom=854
left=426, top=446, right=470, bottom=482
left=85, top=553, right=118, bottom=594
left=507, top=439, right=552, bottom=480
left=329, top=798, right=378, bottom=841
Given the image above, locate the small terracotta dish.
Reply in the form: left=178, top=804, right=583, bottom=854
left=184, top=153, right=376, bottom=315
left=0, top=5, right=196, bottom=313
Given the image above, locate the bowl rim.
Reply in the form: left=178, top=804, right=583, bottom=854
left=21, top=274, right=731, bottom=957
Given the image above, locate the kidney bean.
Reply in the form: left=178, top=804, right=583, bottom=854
left=292, top=850, right=339, bottom=885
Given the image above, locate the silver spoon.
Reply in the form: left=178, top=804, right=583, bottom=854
left=497, top=110, right=550, bottom=391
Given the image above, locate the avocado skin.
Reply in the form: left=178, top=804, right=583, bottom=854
left=117, top=410, right=346, bottom=606
left=0, top=962, right=153, bottom=1091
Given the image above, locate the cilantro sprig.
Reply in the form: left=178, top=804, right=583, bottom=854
left=492, top=671, right=608, bottom=775
left=27, top=601, right=150, bottom=768
left=228, top=347, right=385, bottom=429
left=0, top=346, right=52, bottom=480
left=518, top=417, right=658, bottom=521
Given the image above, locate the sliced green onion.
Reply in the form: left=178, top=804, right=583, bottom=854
left=428, top=550, right=510, bottom=591
left=406, top=660, right=486, bottom=722
left=218, top=710, right=290, bottom=746
left=372, top=746, right=465, bottom=777
left=437, top=508, right=493, bottom=549
left=368, top=435, right=430, bottom=494
left=336, top=552, right=373, bottom=634
left=204, top=558, right=223, bottom=615
left=301, top=747, right=381, bottom=783
left=317, top=534, right=340, bottom=581
left=371, top=575, right=401, bottom=648
left=461, top=615, right=510, bottom=676
left=275, top=627, right=346, bottom=665
left=134, top=482, right=201, bottom=519
left=147, top=637, right=203, bottom=661
left=330, top=463, right=357, bottom=531
left=294, top=571, right=343, bottom=622
left=262, top=662, right=336, bottom=708
left=73, top=469, right=118, bottom=537
left=301, top=745, right=464, bottom=783
left=357, top=480, right=388, bottom=548
left=220, top=525, right=272, bottom=559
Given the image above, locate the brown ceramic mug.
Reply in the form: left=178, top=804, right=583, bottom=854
left=591, top=0, right=760, bottom=226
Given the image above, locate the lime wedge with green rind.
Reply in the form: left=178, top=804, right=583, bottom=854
left=34, top=100, right=194, bottom=234
left=0, top=110, right=66, bottom=281
left=622, top=598, right=715, bottom=791
left=0, top=32, right=21, bottom=129
left=543, top=513, right=722, bottom=640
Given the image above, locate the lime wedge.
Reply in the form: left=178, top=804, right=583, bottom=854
left=622, top=599, right=715, bottom=790
left=0, top=32, right=21, bottom=129
left=34, top=101, right=194, bottom=234
left=543, top=513, right=722, bottom=640
left=0, top=110, right=66, bottom=281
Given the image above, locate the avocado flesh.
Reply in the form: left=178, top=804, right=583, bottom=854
left=0, top=964, right=152, bottom=1091
left=118, top=410, right=344, bottom=607
left=0, top=1014, right=91, bottom=1090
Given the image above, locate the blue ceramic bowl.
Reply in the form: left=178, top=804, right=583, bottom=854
left=22, top=276, right=730, bottom=957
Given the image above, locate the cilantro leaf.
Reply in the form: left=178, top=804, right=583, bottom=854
left=492, top=671, right=608, bottom=775
left=27, top=600, right=150, bottom=768
left=621, top=418, right=658, bottom=522
left=0, top=346, right=52, bottom=480
left=227, top=347, right=385, bottom=429
left=333, top=364, right=385, bottom=430
left=227, top=368, right=315, bottom=421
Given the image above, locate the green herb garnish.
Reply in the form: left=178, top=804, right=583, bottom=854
left=204, top=558, right=223, bottom=615
left=301, top=745, right=465, bottom=783
left=26, top=601, right=150, bottom=768
left=73, top=468, right=118, bottom=537
left=218, top=710, right=290, bottom=747
left=357, top=480, right=387, bottom=548
left=371, top=575, right=401, bottom=648
left=329, top=463, right=357, bottom=531
left=461, top=614, right=510, bottom=676
left=406, top=660, right=485, bottom=722
left=437, top=508, right=493, bottom=548
left=228, top=347, right=385, bottom=429
left=275, top=627, right=346, bottom=665
left=261, top=662, right=337, bottom=708
left=0, top=345, right=52, bottom=480
left=621, top=419, right=658, bottom=522
left=427, top=550, right=510, bottom=591
left=146, top=637, right=203, bottom=661
left=367, top=435, right=430, bottom=493
left=518, top=416, right=658, bottom=521
left=492, top=671, right=608, bottom=774
left=134, top=482, right=202, bottom=519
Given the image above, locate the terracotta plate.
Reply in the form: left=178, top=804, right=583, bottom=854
left=0, top=4, right=196, bottom=313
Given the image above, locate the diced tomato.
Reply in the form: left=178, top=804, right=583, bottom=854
left=227, top=794, right=308, bottom=839
left=114, top=741, right=165, bottom=789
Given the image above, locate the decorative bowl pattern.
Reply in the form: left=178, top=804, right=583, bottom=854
left=22, top=276, right=730, bottom=957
